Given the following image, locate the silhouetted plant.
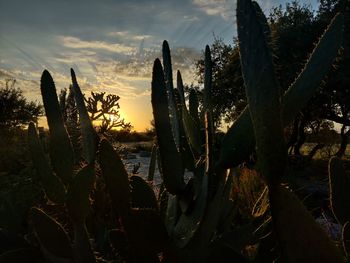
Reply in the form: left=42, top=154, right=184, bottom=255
left=85, top=91, right=132, bottom=134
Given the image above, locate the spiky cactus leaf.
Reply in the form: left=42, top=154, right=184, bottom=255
left=176, top=72, right=201, bottom=158
left=189, top=89, right=200, bottom=123
left=176, top=70, right=186, bottom=107
left=30, top=207, right=74, bottom=261
left=173, top=87, right=195, bottom=171
left=172, top=168, right=208, bottom=248
left=40, top=70, right=74, bottom=184
left=66, top=164, right=95, bottom=224
left=203, top=45, right=212, bottom=113
left=147, top=144, right=157, bottom=182
left=99, top=139, right=130, bottom=215
left=203, top=47, right=215, bottom=181
left=72, top=223, right=95, bottom=263
left=237, top=0, right=287, bottom=184
left=151, top=58, right=185, bottom=194
left=130, top=175, right=158, bottom=210
left=165, top=194, right=179, bottom=236
left=182, top=107, right=202, bottom=156
left=329, top=157, right=350, bottom=225
left=271, top=186, right=344, bottom=263
left=218, top=11, right=344, bottom=169
left=163, top=40, right=180, bottom=149
left=70, top=68, right=99, bottom=164
left=27, top=122, right=66, bottom=204
left=282, top=12, right=344, bottom=124
left=193, top=172, right=233, bottom=247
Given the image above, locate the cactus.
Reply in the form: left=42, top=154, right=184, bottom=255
left=152, top=58, right=186, bottom=194
left=329, top=156, right=350, bottom=225
left=147, top=144, right=157, bottom=182
left=27, top=70, right=96, bottom=263
left=71, top=69, right=99, bottom=164
left=1, top=0, right=342, bottom=261
left=236, top=0, right=344, bottom=262
left=27, top=122, right=66, bottom=204
left=218, top=8, right=344, bottom=169
left=40, top=70, right=74, bottom=184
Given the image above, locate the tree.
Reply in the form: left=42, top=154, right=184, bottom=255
left=85, top=91, right=132, bottom=134
left=316, top=0, right=350, bottom=157
left=196, top=38, right=246, bottom=128
left=196, top=0, right=350, bottom=157
left=0, top=79, right=42, bottom=129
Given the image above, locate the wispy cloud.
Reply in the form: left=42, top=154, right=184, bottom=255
left=108, top=31, right=152, bottom=41
left=192, top=0, right=235, bottom=21
left=59, top=36, right=136, bottom=55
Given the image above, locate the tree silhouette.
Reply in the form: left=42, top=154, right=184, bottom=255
left=0, top=79, right=42, bottom=129
left=85, top=91, right=132, bottom=134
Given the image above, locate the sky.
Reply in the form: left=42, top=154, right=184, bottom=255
left=0, top=0, right=318, bottom=131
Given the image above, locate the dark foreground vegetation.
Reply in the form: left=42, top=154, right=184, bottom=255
left=0, top=0, right=350, bottom=262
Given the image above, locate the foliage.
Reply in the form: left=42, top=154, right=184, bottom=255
left=0, top=0, right=346, bottom=262
left=196, top=38, right=246, bottom=127
left=0, top=79, right=42, bottom=129
left=196, top=0, right=349, bottom=159
left=85, top=91, right=132, bottom=134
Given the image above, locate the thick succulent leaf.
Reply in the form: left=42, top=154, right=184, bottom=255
left=30, top=207, right=74, bottom=260
left=177, top=73, right=201, bottom=156
left=147, top=144, right=157, bottom=182
left=182, top=107, right=202, bottom=156
left=172, top=169, right=208, bottom=248
left=271, top=186, right=344, bottom=263
left=176, top=70, right=186, bottom=107
left=165, top=194, right=179, bottom=236
left=72, top=223, right=95, bottom=263
left=194, top=172, right=233, bottom=246
left=218, top=11, right=344, bottom=169
left=27, top=122, right=66, bottom=204
left=71, top=68, right=99, bottom=164
left=130, top=175, right=158, bottom=210
left=99, top=139, right=130, bottom=215
left=163, top=40, right=180, bottom=148
left=203, top=47, right=215, bottom=179
left=151, top=58, right=185, bottom=194
left=237, top=0, right=286, bottom=184
left=40, top=70, right=74, bottom=184
left=203, top=45, right=212, bottom=113
left=329, top=157, right=350, bottom=225
left=66, top=164, right=95, bottom=224
left=282, top=12, right=344, bottom=124
left=189, top=89, right=200, bottom=124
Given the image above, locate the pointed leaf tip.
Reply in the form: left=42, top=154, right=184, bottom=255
left=163, top=40, right=169, bottom=48
left=41, top=70, right=53, bottom=83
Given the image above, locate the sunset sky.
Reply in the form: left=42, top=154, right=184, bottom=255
left=0, top=0, right=318, bottom=131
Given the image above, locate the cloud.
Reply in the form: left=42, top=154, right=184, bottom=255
left=192, top=0, right=236, bottom=21
left=59, top=36, right=136, bottom=55
left=108, top=31, right=152, bottom=41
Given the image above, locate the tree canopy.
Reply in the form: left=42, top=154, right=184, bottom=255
left=0, top=79, right=42, bottom=129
